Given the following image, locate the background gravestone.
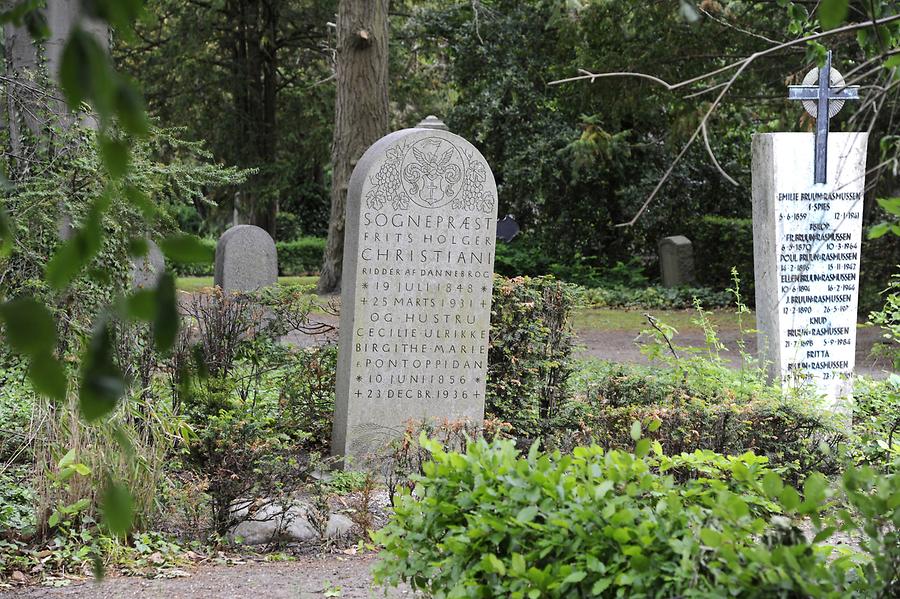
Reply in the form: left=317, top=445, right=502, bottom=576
left=214, top=225, right=278, bottom=292
left=130, top=239, right=165, bottom=289
left=658, top=235, right=695, bottom=288
left=333, top=116, right=498, bottom=462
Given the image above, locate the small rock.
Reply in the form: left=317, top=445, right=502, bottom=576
left=326, top=514, right=355, bottom=539
left=10, top=571, right=27, bottom=584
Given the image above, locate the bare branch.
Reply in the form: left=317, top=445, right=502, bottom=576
left=549, top=14, right=900, bottom=91
left=702, top=121, right=739, bottom=187
left=552, top=13, right=900, bottom=226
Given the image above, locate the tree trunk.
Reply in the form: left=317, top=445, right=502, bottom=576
left=317, top=0, right=389, bottom=293
left=225, top=0, right=280, bottom=238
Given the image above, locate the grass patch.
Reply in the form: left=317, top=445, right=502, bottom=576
left=177, top=275, right=319, bottom=292
left=571, top=307, right=749, bottom=332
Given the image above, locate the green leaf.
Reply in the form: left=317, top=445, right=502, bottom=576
left=113, top=78, right=149, bottom=136
left=482, top=553, right=506, bottom=575
left=869, top=222, right=891, bottom=239
left=700, top=528, right=722, bottom=548
left=46, top=198, right=109, bottom=290
left=762, top=471, right=784, bottom=498
left=876, top=197, right=900, bottom=216
left=124, top=185, right=156, bottom=219
left=886, top=56, right=900, bottom=70
left=101, top=479, right=134, bottom=537
left=630, top=420, right=642, bottom=441
left=0, top=206, right=12, bottom=258
left=28, top=352, right=68, bottom=402
left=79, top=320, right=126, bottom=422
left=634, top=438, right=650, bottom=458
left=0, top=297, right=57, bottom=355
left=81, top=0, right=145, bottom=34
left=127, top=237, right=148, bottom=258
left=563, top=570, right=587, bottom=584
left=159, top=234, right=214, bottom=264
left=516, top=505, right=539, bottom=523
left=59, top=28, right=110, bottom=112
left=591, top=578, right=612, bottom=594
left=818, top=0, right=849, bottom=30
left=153, top=273, right=179, bottom=352
left=124, top=289, right=156, bottom=321
left=23, top=9, right=49, bottom=39
left=58, top=448, right=77, bottom=469
left=781, top=486, right=801, bottom=511
left=802, top=472, right=828, bottom=505
left=647, top=418, right=661, bottom=432
left=99, top=135, right=129, bottom=179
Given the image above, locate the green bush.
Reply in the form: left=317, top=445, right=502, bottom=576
left=375, top=437, right=869, bottom=598
left=578, top=284, right=733, bottom=310
left=174, top=236, right=325, bottom=277
left=277, top=236, right=325, bottom=276
left=173, top=237, right=217, bottom=276
left=563, top=360, right=844, bottom=481
left=690, top=215, right=754, bottom=294
left=487, top=276, right=578, bottom=439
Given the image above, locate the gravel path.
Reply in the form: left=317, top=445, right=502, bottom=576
left=286, top=312, right=895, bottom=378
left=2, top=555, right=411, bottom=599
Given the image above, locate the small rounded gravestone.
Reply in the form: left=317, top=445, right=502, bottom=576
left=130, top=239, right=165, bottom=289
left=214, top=225, right=278, bottom=292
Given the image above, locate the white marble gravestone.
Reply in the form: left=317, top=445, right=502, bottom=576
left=333, top=116, right=498, bottom=462
left=214, top=225, right=278, bottom=292
left=752, top=132, right=867, bottom=407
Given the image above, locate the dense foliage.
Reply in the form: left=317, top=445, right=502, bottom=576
left=375, top=435, right=900, bottom=598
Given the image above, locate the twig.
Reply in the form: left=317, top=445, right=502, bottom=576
left=645, top=313, right=679, bottom=360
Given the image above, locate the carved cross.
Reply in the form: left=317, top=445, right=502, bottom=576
left=787, top=50, right=859, bottom=184
left=425, top=178, right=440, bottom=200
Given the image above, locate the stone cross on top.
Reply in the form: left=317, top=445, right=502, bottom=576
left=787, top=50, right=859, bottom=184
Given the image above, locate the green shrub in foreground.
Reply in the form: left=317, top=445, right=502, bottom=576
left=375, top=436, right=873, bottom=599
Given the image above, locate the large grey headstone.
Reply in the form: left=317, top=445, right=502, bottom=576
left=214, top=225, right=278, bottom=292
left=658, top=235, right=695, bottom=287
left=752, top=132, right=867, bottom=408
left=130, top=239, right=165, bottom=289
left=333, top=117, right=498, bottom=463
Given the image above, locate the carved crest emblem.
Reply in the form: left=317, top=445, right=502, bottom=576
left=365, top=135, right=494, bottom=213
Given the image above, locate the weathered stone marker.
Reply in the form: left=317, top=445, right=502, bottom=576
left=658, top=235, right=695, bottom=288
left=753, top=52, right=865, bottom=407
left=130, top=239, right=165, bottom=289
left=214, top=225, right=278, bottom=292
left=333, top=116, right=498, bottom=462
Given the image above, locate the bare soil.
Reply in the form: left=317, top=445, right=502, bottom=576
left=2, top=554, right=411, bottom=599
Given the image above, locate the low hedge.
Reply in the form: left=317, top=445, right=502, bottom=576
left=561, top=360, right=845, bottom=480
left=578, top=284, right=733, bottom=309
left=277, top=237, right=325, bottom=276
left=375, top=437, right=893, bottom=597
left=174, top=236, right=326, bottom=277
